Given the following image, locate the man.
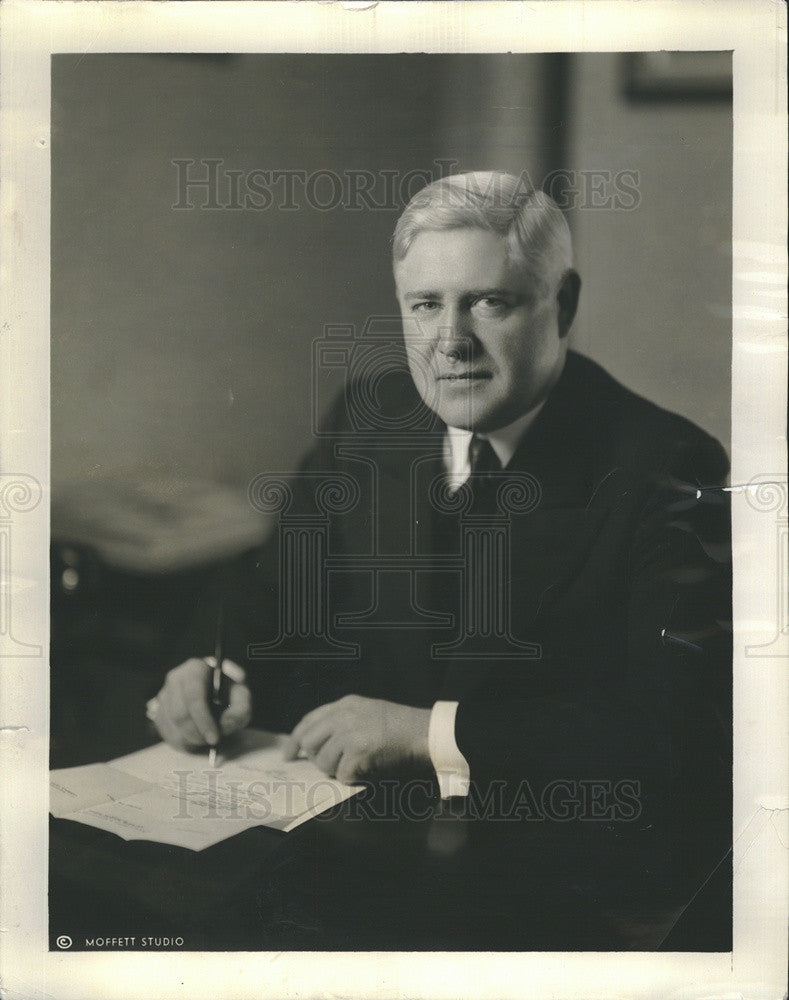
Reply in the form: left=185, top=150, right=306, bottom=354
left=150, top=173, right=730, bottom=845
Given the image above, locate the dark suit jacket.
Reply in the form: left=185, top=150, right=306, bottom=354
left=227, top=350, right=731, bottom=839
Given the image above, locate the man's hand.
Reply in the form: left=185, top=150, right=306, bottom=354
left=282, top=694, right=431, bottom=784
left=147, top=657, right=252, bottom=750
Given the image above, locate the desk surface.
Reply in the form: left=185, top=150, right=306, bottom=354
left=49, top=656, right=731, bottom=952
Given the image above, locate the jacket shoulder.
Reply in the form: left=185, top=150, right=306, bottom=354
left=564, top=351, right=729, bottom=487
left=318, top=368, right=439, bottom=436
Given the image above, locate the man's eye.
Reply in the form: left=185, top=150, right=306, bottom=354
left=412, top=301, right=440, bottom=314
left=473, top=297, right=508, bottom=313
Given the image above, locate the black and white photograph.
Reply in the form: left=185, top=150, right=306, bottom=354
left=0, top=2, right=786, bottom=998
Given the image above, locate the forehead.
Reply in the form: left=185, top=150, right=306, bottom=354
left=394, top=228, right=519, bottom=293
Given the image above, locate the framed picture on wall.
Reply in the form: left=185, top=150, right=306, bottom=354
left=623, top=50, right=733, bottom=99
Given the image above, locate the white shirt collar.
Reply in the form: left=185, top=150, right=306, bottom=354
left=444, top=402, right=546, bottom=486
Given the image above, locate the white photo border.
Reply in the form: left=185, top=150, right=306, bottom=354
left=1, top=2, right=786, bottom=998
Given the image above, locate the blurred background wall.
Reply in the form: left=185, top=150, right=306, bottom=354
left=567, top=52, right=732, bottom=442
left=51, top=53, right=731, bottom=564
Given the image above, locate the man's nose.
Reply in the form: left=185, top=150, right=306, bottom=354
left=435, top=307, right=472, bottom=359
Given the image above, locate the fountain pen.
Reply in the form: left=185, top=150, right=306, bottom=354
left=207, top=602, right=230, bottom=768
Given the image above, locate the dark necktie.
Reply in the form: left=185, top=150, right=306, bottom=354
left=469, top=435, right=500, bottom=478
left=467, top=435, right=501, bottom=512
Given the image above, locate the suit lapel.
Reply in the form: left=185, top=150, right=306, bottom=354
left=435, top=353, right=608, bottom=699
left=334, top=355, right=613, bottom=702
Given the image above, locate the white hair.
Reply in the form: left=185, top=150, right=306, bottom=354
left=393, top=171, right=573, bottom=291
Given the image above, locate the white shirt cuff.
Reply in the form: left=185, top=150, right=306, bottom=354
left=428, top=700, right=471, bottom=798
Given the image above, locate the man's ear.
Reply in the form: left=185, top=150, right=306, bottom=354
left=556, top=269, right=581, bottom=339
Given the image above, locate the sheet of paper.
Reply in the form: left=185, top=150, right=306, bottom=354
left=49, top=729, right=361, bottom=850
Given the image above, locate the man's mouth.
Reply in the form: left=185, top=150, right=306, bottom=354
left=437, top=372, right=492, bottom=381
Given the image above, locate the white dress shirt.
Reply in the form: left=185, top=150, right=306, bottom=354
left=428, top=403, right=545, bottom=798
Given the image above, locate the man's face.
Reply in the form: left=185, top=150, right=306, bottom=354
left=394, top=228, right=569, bottom=432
